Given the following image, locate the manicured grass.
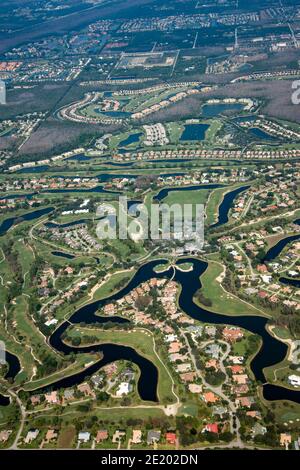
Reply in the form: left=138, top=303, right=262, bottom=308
left=14, top=240, right=35, bottom=290
left=10, top=296, right=61, bottom=367
left=196, top=260, right=266, bottom=316
left=205, top=186, right=228, bottom=226
left=166, top=122, right=184, bottom=142
left=92, top=269, right=134, bottom=301
left=204, top=119, right=223, bottom=143
left=272, top=326, right=291, bottom=340
left=154, top=262, right=170, bottom=273
left=22, top=353, right=98, bottom=391
left=163, top=189, right=210, bottom=207
left=178, top=402, right=199, bottom=417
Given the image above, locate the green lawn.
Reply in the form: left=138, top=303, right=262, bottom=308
left=196, top=260, right=266, bottom=317
left=206, top=186, right=228, bottom=226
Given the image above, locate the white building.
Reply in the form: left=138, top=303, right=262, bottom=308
left=78, top=431, right=90, bottom=443
left=288, top=375, right=300, bottom=387
left=116, top=382, right=132, bottom=396
left=0, top=80, right=6, bottom=105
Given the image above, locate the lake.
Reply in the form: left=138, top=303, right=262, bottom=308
left=201, top=103, right=244, bottom=118
left=180, top=124, right=210, bottom=141
left=210, top=185, right=250, bottom=228
left=0, top=207, right=54, bottom=236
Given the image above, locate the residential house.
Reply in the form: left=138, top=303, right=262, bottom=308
left=96, top=430, right=109, bottom=443
left=203, top=391, right=219, bottom=404
left=112, top=430, right=126, bottom=443
left=280, top=433, right=292, bottom=448
left=78, top=432, right=90, bottom=443
left=165, top=432, right=177, bottom=445
left=131, top=430, right=142, bottom=444
left=203, top=423, right=219, bottom=434
left=0, top=430, right=12, bottom=443
left=147, top=430, right=161, bottom=445
left=24, top=429, right=39, bottom=444
left=45, top=429, right=57, bottom=443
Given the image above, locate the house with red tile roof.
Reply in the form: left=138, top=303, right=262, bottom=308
left=229, top=365, right=244, bottom=374
left=203, top=423, right=219, bottom=434
left=222, top=327, right=243, bottom=342
left=165, top=432, right=177, bottom=445
left=203, top=391, right=219, bottom=404
left=96, top=430, right=108, bottom=443
left=257, top=264, right=268, bottom=273
left=180, top=372, right=196, bottom=383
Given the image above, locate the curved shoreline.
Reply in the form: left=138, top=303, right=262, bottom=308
left=39, top=258, right=300, bottom=404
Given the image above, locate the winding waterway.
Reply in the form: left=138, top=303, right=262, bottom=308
left=211, top=185, right=250, bottom=228
left=39, top=258, right=300, bottom=404
left=0, top=207, right=54, bottom=236
left=2, top=185, right=300, bottom=406
left=0, top=351, right=21, bottom=406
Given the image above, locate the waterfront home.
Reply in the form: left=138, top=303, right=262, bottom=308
left=288, top=374, right=300, bottom=387
left=30, top=395, right=41, bottom=406
left=116, top=382, right=132, bottom=397
left=233, top=384, right=249, bottom=395
left=205, top=326, right=216, bottom=337
left=222, top=327, right=244, bottom=342
left=235, top=396, right=254, bottom=408
left=228, top=355, right=244, bottom=364
left=77, top=382, right=95, bottom=398
left=63, top=389, right=75, bottom=401
left=45, top=391, right=59, bottom=405
left=232, top=374, right=249, bottom=385
left=229, top=365, right=244, bottom=374
left=91, top=374, right=103, bottom=388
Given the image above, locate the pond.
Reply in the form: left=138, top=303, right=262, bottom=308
left=180, top=124, right=210, bottom=141
left=119, top=132, right=143, bottom=147
left=249, top=128, right=278, bottom=141
left=0, top=207, right=54, bottom=236
left=51, top=251, right=76, bottom=260
left=201, top=103, right=244, bottom=118
left=210, top=186, right=250, bottom=228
